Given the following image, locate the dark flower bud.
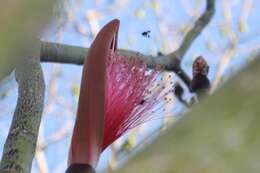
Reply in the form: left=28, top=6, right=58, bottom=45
left=191, top=56, right=210, bottom=95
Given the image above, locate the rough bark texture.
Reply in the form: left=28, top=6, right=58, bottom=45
left=0, top=57, right=45, bottom=173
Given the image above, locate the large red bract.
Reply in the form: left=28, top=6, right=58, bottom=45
left=68, top=19, right=175, bottom=170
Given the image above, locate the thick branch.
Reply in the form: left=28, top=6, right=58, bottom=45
left=40, top=41, right=179, bottom=70
left=40, top=41, right=189, bottom=85
left=0, top=57, right=45, bottom=173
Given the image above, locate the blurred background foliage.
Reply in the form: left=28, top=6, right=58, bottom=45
left=0, top=0, right=259, bottom=173
left=116, top=54, right=260, bottom=173
left=0, top=1, right=56, bottom=80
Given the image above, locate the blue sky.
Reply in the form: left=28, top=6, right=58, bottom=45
left=0, top=0, right=260, bottom=172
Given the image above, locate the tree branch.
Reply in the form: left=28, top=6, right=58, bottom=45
left=0, top=57, right=45, bottom=173
left=168, top=0, right=215, bottom=60
left=40, top=0, right=215, bottom=90
left=40, top=41, right=179, bottom=70
left=40, top=41, right=190, bottom=85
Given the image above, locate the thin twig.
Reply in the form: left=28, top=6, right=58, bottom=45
left=168, top=0, right=215, bottom=60
left=36, top=124, right=49, bottom=173
left=40, top=0, right=215, bottom=90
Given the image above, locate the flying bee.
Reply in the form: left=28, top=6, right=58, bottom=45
left=142, top=30, right=151, bottom=38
